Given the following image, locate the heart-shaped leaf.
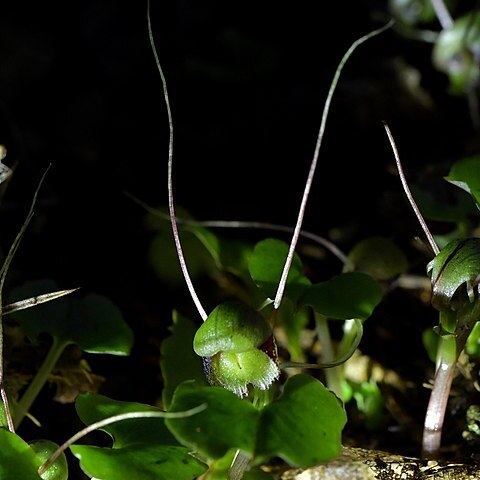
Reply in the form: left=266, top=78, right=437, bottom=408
left=0, top=429, right=42, bottom=480
left=255, top=374, right=346, bottom=467
left=71, top=444, right=206, bottom=480
left=249, top=239, right=311, bottom=301
left=72, top=393, right=207, bottom=480
left=165, top=381, right=260, bottom=459
left=347, top=237, right=408, bottom=280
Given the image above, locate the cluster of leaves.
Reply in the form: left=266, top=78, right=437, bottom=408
left=3, top=2, right=480, bottom=478
left=8, top=147, right=480, bottom=478
left=147, top=211, right=400, bottom=477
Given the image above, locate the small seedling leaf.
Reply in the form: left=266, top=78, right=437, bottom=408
left=165, top=381, right=260, bottom=459
left=0, top=429, right=42, bottom=480
left=249, top=239, right=311, bottom=301
left=255, top=374, right=346, bottom=467
left=300, top=272, right=383, bottom=320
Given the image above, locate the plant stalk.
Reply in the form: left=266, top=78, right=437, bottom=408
left=422, top=334, right=456, bottom=458
left=422, top=301, right=480, bottom=457
left=315, top=313, right=342, bottom=398
left=14, top=337, right=70, bottom=428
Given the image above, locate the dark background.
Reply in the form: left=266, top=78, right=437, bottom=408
left=1, top=0, right=476, bottom=292
left=0, top=0, right=479, bottom=476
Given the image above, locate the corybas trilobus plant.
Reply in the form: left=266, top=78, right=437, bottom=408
left=385, top=124, right=480, bottom=459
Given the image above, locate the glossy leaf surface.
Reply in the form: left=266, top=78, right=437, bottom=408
left=72, top=444, right=206, bottom=480
left=249, top=238, right=311, bottom=301
left=72, top=393, right=206, bottom=480
left=165, top=381, right=260, bottom=459
left=255, top=374, right=346, bottom=467
left=445, top=155, right=480, bottom=208
left=0, top=429, right=42, bottom=480
left=427, top=238, right=480, bottom=312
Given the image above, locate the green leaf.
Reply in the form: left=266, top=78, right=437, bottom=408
left=388, top=0, right=446, bottom=26
left=347, top=237, right=408, bottom=280
left=0, top=429, right=42, bottom=480
left=217, top=237, right=252, bottom=278
left=29, top=440, right=68, bottom=480
left=410, top=183, right=478, bottom=223
left=205, top=450, right=275, bottom=480
left=350, top=381, right=385, bottom=430
left=75, top=393, right=177, bottom=447
left=8, top=279, right=133, bottom=355
left=71, top=444, right=206, bottom=480
left=445, top=155, right=480, bottom=207
left=8, top=279, right=69, bottom=342
left=148, top=229, right=217, bottom=288
left=216, top=236, right=267, bottom=302
left=72, top=393, right=207, bottom=480
left=300, top=272, right=383, bottom=320
left=160, top=311, right=207, bottom=409
left=255, top=374, right=346, bottom=467
left=422, top=327, right=439, bottom=363
left=433, top=13, right=480, bottom=95
left=466, top=321, right=480, bottom=357
left=276, top=299, right=309, bottom=361
left=249, top=239, right=311, bottom=301
left=427, top=238, right=480, bottom=312
left=202, top=449, right=238, bottom=480
left=165, top=381, right=260, bottom=459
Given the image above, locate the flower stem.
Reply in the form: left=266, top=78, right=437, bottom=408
left=422, top=333, right=456, bottom=458
left=422, top=301, right=480, bottom=458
